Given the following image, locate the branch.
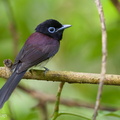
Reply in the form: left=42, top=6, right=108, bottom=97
left=1, top=67, right=120, bottom=85
left=18, top=85, right=120, bottom=112
left=111, top=0, right=120, bottom=13
left=52, top=82, right=65, bottom=120
left=93, top=0, right=107, bottom=119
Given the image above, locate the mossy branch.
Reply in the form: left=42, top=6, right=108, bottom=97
left=0, top=66, right=120, bottom=86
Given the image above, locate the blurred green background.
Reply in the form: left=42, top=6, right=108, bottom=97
left=0, top=0, right=120, bottom=120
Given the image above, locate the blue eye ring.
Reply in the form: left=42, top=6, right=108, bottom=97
left=48, top=27, right=56, bottom=33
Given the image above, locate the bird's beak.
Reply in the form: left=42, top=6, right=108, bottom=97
left=56, top=25, right=71, bottom=32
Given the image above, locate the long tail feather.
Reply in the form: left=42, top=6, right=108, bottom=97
left=0, top=69, right=26, bottom=108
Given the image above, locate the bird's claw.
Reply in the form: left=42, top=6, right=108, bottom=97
left=43, top=67, right=49, bottom=75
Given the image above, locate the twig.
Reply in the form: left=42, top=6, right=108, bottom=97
left=51, top=82, right=65, bottom=120
left=93, top=0, right=107, bottom=120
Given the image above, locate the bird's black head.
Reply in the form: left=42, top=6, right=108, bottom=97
left=35, top=19, right=71, bottom=41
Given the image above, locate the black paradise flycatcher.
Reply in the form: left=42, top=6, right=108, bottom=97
left=0, top=19, right=71, bottom=108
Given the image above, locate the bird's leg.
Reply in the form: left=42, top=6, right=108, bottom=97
left=43, top=67, right=50, bottom=75
left=43, top=67, right=50, bottom=72
left=43, top=67, right=49, bottom=71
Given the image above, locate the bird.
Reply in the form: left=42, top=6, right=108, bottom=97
left=0, top=19, right=71, bottom=108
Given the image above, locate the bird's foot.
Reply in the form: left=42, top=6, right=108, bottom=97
left=43, top=67, right=49, bottom=71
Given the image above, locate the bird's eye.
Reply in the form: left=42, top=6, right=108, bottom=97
left=48, top=27, right=56, bottom=33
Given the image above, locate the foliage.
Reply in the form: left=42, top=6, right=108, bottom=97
left=0, top=0, right=120, bottom=120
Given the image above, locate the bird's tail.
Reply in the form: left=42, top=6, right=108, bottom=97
left=0, top=68, right=26, bottom=108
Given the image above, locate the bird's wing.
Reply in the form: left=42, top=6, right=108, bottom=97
left=12, top=33, right=59, bottom=73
